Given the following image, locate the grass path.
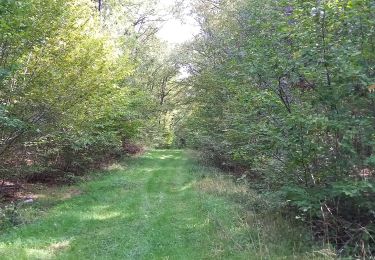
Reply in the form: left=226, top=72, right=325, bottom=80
left=0, top=150, right=325, bottom=259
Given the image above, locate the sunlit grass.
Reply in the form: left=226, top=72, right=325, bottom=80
left=0, top=150, right=333, bottom=259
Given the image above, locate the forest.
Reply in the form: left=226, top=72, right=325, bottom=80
left=0, top=0, right=374, bottom=258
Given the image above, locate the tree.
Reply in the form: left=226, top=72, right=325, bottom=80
left=177, top=0, right=375, bottom=255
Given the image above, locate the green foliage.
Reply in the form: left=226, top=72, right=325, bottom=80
left=1, top=0, right=374, bottom=257
left=177, top=0, right=375, bottom=256
left=0, top=0, right=156, bottom=174
left=0, top=203, right=22, bottom=229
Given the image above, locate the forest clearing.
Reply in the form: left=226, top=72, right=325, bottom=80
left=1, top=0, right=374, bottom=258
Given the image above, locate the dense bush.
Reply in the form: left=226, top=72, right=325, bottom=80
left=176, top=0, right=375, bottom=256
left=0, top=0, right=164, bottom=180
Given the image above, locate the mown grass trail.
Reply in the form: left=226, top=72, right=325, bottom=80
left=0, top=150, right=326, bottom=259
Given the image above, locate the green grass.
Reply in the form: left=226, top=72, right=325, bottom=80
left=0, top=150, right=333, bottom=259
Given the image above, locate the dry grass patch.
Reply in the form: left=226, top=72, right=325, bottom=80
left=195, top=177, right=248, bottom=196
left=49, top=240, right=71, bottom=252
left=61, top=188, right=82, bottom=200
left=105, top=163, right=127, bottom=171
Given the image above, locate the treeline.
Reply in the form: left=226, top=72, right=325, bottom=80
left=0, top=0, right=177, bottom=181
left=176, top=0, right=375, bottom=257
left=2, top=0, right=375, bottom=257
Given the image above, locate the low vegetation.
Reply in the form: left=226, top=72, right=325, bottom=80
left=0, top=151, right=333, bottom=259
